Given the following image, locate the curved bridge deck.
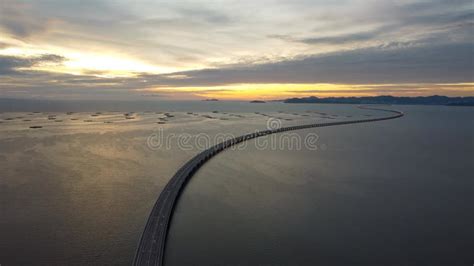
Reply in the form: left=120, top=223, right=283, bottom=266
left=134, top=106, right=404, bottom=266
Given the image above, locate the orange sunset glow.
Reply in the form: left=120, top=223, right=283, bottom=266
left=0, top=0, right=472, bottom=100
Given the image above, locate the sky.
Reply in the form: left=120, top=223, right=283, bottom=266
left=0, top=0, right=473, bottom=100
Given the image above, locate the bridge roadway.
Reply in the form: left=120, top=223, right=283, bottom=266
left=133, top=106, right=404, bottom=266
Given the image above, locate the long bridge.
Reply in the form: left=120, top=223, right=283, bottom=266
left=134, top=106, right=404, bottom=266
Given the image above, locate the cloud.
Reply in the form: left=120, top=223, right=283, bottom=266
left=285, top=84, right=472, bottom=95
left=0, top=42, right=11, bottom=49
left=0, top=2, right=54, bottom=38
left=289, top=2, right=473, bottom=46
left=1, top=0, right=472, bottom=68
left=298, top=30, right=384, bottom=45
left=140, top=42, right=473, bottom=86
left=0, top=0, right=472, bottom=99
left=175, top=6, right=233, bottom=25
left=3, top=40, right=472, bottom=99
left=0, top=54, right=65, bottom=75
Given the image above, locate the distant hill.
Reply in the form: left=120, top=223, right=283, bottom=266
left=283, top=95, right=474, bottom=106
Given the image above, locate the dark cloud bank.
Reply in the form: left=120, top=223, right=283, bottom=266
left=1, top=42, right=473, bottom=98
left=143, top=42, right=474, bottom=86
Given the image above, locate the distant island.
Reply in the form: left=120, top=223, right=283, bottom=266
left=283, top=95, right=474, bottom=106
left=250, top=100, right=266, bottom=103
left=203, top=98, right=219, bottom=102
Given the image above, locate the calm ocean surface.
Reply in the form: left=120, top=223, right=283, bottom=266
left=166, top=105, right=474, bottom=266
left=0, top=100, right=473, bottom=265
